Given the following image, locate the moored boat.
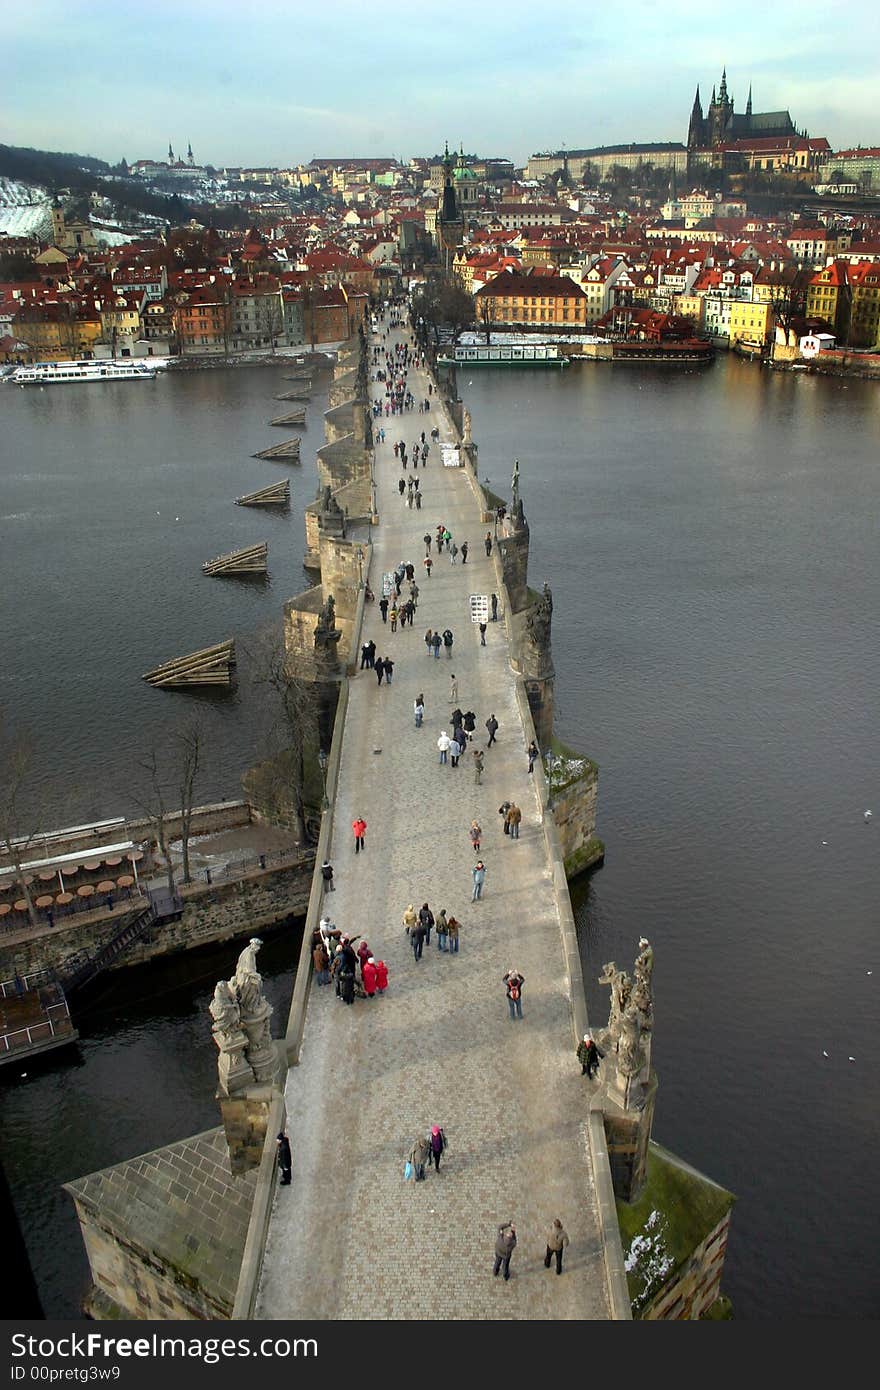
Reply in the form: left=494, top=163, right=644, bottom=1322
left=12, top=360, right=158, bottom=385
left=438, top=343, right=569, bottom=368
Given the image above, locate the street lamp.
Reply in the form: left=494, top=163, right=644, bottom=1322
left=318, top=748, right=329, bottom=810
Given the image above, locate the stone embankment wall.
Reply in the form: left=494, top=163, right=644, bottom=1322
left=0, top=857, right=312, bottom=979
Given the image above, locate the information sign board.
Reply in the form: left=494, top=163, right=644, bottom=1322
left=469, top=594, right=489, bottom=624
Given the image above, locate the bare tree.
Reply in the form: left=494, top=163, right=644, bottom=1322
left=477, top=294, right=493, bottom=345
left=767, top=267, right=810, bottom=355
left=0, top=716, right=40, bottom=928
left=135, top=749, right=177, bottom=897
left=175, top=719, right=202, bottom=885
left=245, top=626, right=320, bottom=842
left=258, top=287, right=285, bottom=352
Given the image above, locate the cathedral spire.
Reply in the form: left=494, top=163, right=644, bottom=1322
left=688, top=84, right=705, bottom=150
left=746, top=83, right=753, bottom=116
left=168, top=141, right=174, bottom=163
left=719, top=66, right=728, bottom=101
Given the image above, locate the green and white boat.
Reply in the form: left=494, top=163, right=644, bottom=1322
left=437, top=343, right=569, bottom=368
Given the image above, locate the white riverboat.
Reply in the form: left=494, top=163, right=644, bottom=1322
left=437, top=342, right=569, bottom=368
left=12, top=359, right=158, bottom=385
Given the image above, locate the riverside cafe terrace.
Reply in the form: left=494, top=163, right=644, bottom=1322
left=0, top=820, right=146, bottom=930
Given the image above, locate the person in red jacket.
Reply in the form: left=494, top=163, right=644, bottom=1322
left=352, top=817, right=366, bottom=853
left=374, top=959, right=389, bottom=994
left=362, top=957, right=378, bottom=997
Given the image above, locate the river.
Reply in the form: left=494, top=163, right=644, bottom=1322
left=2, top=353, right=879, bottom=1318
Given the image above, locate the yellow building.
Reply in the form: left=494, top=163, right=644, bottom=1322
left=805, top=261, right=850, bottom=335
left=848, top=261, right=880, bottom=347
left=473, top=270, right=587, bottom=326
left=12, top=304, right=102, bottom=360
left=100, top=294, right=143, bottom=342
left=673, top=292, right=704, bottom=329
left=728, top=299, right=772, bottom=345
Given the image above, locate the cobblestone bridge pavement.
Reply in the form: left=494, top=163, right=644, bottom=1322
left=256, top=318, right=609, bottom=1320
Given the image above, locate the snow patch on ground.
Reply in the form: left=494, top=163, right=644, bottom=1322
left=624, top=1209, right=676, bottom=1312
left=0, top=178, right=52, bottom=238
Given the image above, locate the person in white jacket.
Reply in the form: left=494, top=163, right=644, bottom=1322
left=437, top=730, right=450, bottom=764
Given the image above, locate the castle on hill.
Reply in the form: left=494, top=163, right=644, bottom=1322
left=687, top=69, right=798, bottom=149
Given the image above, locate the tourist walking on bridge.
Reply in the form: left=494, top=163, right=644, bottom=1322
left=486, top=714, right=499, bottom=747
left=414, top=693, right=425, bottom=728
left=577, top=1034, right=604, bottom=1078
left=446, top=914, right=460, bottom=953
left=443, top=628, right=454, bottom=658
left=409, top=1135, right=431, bottom=1182
left=312, top=938, right=330, bottom=987
left=436, top=907, right=448, bottom=950
left=493, top=1223, right=516, bottom=1280
left=419, top=902, right=434, bottom=947
left=379, top=595, right=388, bottom=623
left=471, top=860, right=486, bottom=901
left=469, top=820, right=482, bottom=853
left=503, top=969, right=525, bottom=1020
left=461, top=541, right=468, bottom=564
left=485, top=532, right=493, bottom=557
left=473, top=748, right=484, bottom=784
left=506, top=803, right=521, bottom=839
left=429, top=1125, right=447, bottom=1173
left=449, top=673, right=458, bottom=704
left=544, top=1219, right=569, bottom=1275
left=438, top=731, right=450, bottom=765
left=527, top=739, right=539, bottom=774
left=276, top=1133, right=292, bottom=1186
left=352, top=817, right=367, bottom=853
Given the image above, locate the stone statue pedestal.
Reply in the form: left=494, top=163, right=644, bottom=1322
left=241, top=1000, right=280, bottom=1085
left=218, top=1084, right=280, bottom=1177
left=601, top=1069, right=658, bottom=1204
left=214, top=1028, right=254, bottom=1097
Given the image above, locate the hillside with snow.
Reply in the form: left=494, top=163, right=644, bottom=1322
left=0, top=177, right=52, bottom=239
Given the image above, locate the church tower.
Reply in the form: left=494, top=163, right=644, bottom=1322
left=187, top=141, right=195, bottom=166
left=687, top=85, right=705, bottom=150
left=437, top=141, right=464, bottom=273
left=167, top=142, right=175, bottom=164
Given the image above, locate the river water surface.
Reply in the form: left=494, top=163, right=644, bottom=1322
left=1, top=355, right=878, bottom=1318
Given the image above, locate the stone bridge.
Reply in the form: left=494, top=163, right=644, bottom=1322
left=245, top=319, right=626, bottom=1321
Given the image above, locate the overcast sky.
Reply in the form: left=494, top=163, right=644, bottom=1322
left=3, top=0, right=878, bottom=169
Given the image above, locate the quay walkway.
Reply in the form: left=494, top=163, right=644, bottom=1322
left=254, top=319, right=612, bottom=1319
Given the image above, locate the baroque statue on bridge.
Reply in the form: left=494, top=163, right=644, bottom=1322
left=526, top=581, right=553, bottom=648
left=598, top=939, right=656, bottom=1107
